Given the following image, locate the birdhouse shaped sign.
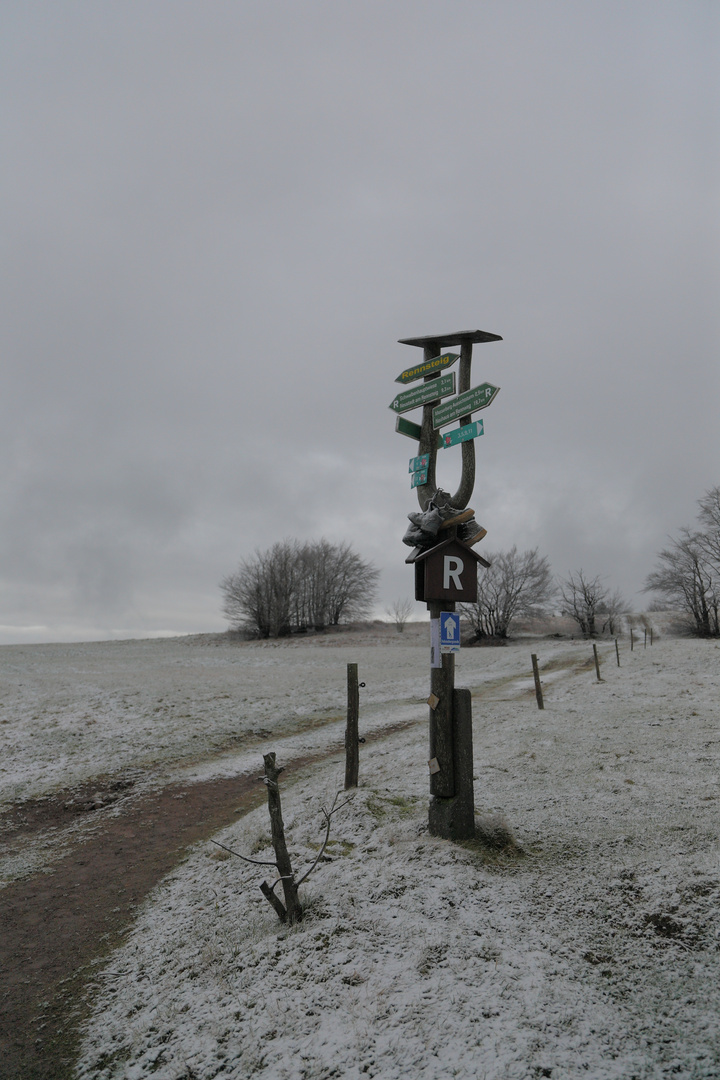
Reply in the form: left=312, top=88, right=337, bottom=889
left=407, top=536, right=489, bottom=603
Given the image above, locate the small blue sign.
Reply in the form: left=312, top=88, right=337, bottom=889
left=439, top=612, right=461, bottom=653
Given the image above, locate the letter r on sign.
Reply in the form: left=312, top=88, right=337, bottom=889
left=443, top=556, right=464, bottom=591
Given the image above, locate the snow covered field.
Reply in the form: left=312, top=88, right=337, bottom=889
left=3, top=626, right=720, bottom=1077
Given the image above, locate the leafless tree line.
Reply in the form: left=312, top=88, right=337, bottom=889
left=461, top=547, right=555, bottom=639
left=558, top=570, right=628, bottom=637
left=644, top=486, right=720, bottom=636
left=460, top=547, right=628, bottom=641
left=221, top=538, right=379, bottom=638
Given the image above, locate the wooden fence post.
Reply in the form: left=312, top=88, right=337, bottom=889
left=593, top=643, right=602, bottom=682
left=615, top=638, right=620, bottom=667
left=531, top=653, right=544, bottom=710
left=345, top=663, right=360, bottom=789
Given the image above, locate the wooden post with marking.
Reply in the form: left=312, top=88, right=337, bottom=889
left=398, top=329, right=501, bottom=841
left=428, top=600, right=456, bottom=798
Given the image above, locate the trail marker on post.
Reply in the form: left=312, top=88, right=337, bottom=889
left=442, top=419, right=484, bottom=449
left=392, top=328, right=502, bottom=841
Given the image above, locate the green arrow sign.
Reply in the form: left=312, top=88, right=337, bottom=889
left=442, top=419, right=484, bottom=448
left=409, top=453, right=430, bottom=474
left=395, top=416, right=444, bottom=448
left=395, top=352, right=459, bottom=385
left=389, top=372, right=456, bottom=415
left=432, top=382, right=500, bottom=429
left=411, top=468, right=428, bottom=488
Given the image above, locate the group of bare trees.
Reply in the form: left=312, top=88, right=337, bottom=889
left=460, top=547, right=554, bottom=639
left=458, top=547, right=627, bottom=641
left=221, top=539, right=379, bottom=638
left=644, top=486, right=720, bottom=637
left=558, top=570, right=628, bottom=637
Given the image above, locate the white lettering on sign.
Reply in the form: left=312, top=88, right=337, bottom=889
left=443, top=556, right=464, bottom=590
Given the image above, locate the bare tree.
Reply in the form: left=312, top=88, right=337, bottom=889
left=221, top=539, right=379, bottom=637
left=596, top=588, right=630, bottom=635
left=386, top=597, right=414, bottom=632
left=221, top=540, right=298, bottom=638
left=644, top=527, right=720, bottom=637
left=559, top=570, right=626, bottom=637
left=461, top=547, right=555, bottom=640
left=212, top=753, right=352, bottom=924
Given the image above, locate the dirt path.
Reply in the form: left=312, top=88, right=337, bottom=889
left=0, top=753, right=327, bottom=1080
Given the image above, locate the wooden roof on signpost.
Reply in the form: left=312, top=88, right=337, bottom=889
left=405, top=534, right=491, bottom=568
left=398, top=329, right=503, bottom=349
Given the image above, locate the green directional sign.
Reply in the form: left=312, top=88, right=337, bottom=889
left=389, top=372, right=456, bottom=415
left=432, top=382, right=500, bottom=429
left=442, top=419, right=484, bottom=448
left=395, top=352, right=460, bottom=385
left=395, top=416, right=444, bottom=448
left=411, top=467, right=428, bottom=488
left=409, top=453, right=430, bottom=474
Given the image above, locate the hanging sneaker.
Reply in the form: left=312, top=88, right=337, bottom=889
left=459, top=519, right=487, bottom=546
left=439, top=507, right=475, bottom=529
left=408, top=505, right=442, bottom=535
left=403, top=522, right=428, bottom=547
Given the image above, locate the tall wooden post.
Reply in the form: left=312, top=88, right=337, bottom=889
left=397, top=329, right=501, bottom=842
left=345, top=662, right=360, bottom=789
left=531, top=653, right=544, bottom=709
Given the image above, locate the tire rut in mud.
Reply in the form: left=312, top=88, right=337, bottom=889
left=0, top=752, right=325, bottom=1080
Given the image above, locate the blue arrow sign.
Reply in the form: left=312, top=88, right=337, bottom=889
left=439, top=612, right=461, bottom=653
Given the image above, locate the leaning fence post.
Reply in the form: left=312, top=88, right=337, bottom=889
left=345, top=663, right=360, bottom=789
left=531, top=653, right=544, bottom=710
left=593, top=643, right=602, bottom=682
left=615, top=638, right=620, bottom=667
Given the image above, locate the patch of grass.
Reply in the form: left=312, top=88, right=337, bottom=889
left=366, top=792, right=420, bottom=821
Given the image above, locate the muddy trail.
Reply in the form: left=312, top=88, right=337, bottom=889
left=0, top=651, right=591, bottom=1080
left=0, top=750, right=334, bottom=1080
left=0, top=706, right=431, bottom=1080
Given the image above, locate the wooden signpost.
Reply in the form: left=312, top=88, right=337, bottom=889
left=392, top=328, right=502, bottom=841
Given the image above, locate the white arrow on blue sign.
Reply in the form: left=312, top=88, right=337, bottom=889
left=439, top=612, right=461, bottom=653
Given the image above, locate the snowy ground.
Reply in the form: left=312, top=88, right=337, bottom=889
left=4, top=625, right=720, bottom=1077
left=0, top=625, right=580, bottom=884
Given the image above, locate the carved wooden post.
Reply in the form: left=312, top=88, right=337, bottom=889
left=397, top=329, right=501, bottom=842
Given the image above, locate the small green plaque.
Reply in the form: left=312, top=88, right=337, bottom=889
left=395, top=417, right=444, bottom=448
left=409, top=454, right=430, bottom=474
left=442, top=420, right=484, bottom=448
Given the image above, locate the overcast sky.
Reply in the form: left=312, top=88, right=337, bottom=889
left=1, top=1, right=718, bottom=644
